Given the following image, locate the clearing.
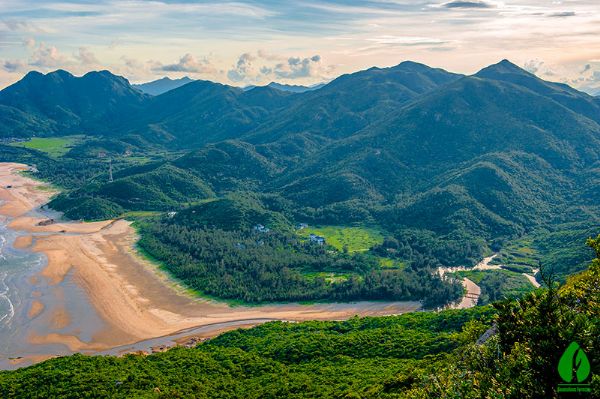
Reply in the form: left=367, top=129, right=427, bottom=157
left=297, top=225, right=384, bottom=253
left=10, top=136, right=83, bottom=158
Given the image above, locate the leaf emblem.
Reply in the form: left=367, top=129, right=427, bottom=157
left=558, top=342, right=591, bottom=383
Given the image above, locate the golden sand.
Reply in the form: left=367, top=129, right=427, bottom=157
left=27, top=300, right=44, bottom=319
left=0, top=163, right=421, bottom=357
left=13, top=235, right=33, bottom=249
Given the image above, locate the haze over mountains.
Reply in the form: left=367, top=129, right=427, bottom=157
left=133, top=76, right=195, bottom=96
left=2, top=59, right=599, bottom=274
left=131, top=77, right=325, bottom=97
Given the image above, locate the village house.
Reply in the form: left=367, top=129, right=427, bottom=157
left=253, top=224, right=270, bottom=233
left=309, top=234, right=325, bottom=245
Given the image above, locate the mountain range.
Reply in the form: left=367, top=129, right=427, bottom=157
left=2, top=59, right=600, bottom=273
left=133, top=76, right=195, bottom=96
left=244, top=82, right=326, bottom=93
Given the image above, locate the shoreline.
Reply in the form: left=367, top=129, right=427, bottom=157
left=0, top=163, right=422, bottom=369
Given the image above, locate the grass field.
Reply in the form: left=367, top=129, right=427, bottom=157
left=492, top=236, right=540, bottom=271
left=297, top=225, right=384, bottom=253
left=10, top=136, right=83, bottom=157
left=377, top=257, right=406, bottom=270
left=302, top=271, right=352, bottom=283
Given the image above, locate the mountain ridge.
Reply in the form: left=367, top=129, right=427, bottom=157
left=133, top=76, right=195, bottom=95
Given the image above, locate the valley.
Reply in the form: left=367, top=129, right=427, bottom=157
left=0, top=163, right=423, bottom=368
left=0, top=57, right=598, bottom=397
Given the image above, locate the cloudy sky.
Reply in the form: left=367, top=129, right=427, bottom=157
left=1, top=0, right=599, bottom=93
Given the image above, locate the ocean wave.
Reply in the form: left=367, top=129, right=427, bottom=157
left=0, top=234, right=6, bottom=260
left=0, top=272, right=15, bottom=326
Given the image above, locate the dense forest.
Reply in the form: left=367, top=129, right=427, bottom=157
left=1, top=236, right=597, bottom=398
left=2, top=59, right=600, bottom=307
left=138, top=219, right=460, bottom=306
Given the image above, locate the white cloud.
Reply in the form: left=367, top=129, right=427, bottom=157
left=227, top=52, right=257, bottom=82
left=23, top=37, right=35, bottom=48
left=227, top=52, right=333, bottom=84
left=523, top=59, right=544, bottom=74
left=274, top=55, right=323, bottom=79
left=29, top=42, right=67, bottom=68
left=546, top=11, right=575, bottom=18
left=75, top=47, right=100, bottom=66
left=153, top=53, right=216, bottom=74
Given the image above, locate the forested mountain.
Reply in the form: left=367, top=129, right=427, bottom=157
left=3, top=59, right=600, bottom=303
left=0, top=70, right=149, bottom=137
left=243, top=61, right=463, bottom=145
left=121, top=81, right=297, bottom=145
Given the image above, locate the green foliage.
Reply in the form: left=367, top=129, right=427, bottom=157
left=173, top=194, right=288, bottom=232
left=0, top=307, right=493, bottom=399
left=296, top=225, right=384, bottom=253
left=454, top=269, right=535, bottom=305
left=0, top=69, right=148, bottom=137
left=0, top=244, right=596, bottom=398
left=137, top=219, right=461, bottom=306
left=422, top=238, right=600, bottom=398
left=50, top=163, right=215, bottom=216
left=55, top=197, right=125, bottom=221
left=9, top=136, right=83, bottom=157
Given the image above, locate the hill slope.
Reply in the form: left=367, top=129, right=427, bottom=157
left=0, top=70, right=148, bottom=137
left=1, top=237, right=597, bottom=398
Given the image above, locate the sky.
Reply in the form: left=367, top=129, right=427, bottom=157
left=1, top=0, right=599, bottom=94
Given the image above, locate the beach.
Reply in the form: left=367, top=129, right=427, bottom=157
left=0, top=163, right=421, bottom=368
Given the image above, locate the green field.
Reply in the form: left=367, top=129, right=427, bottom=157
left=297, top=225, right=384, bottom=253
left=492, top=236, right=540, bottom=270
left=302, top=271, right=352, bottom=283
left=10, top=136, right=83, bottom=157
left=377, top=257, right=406, bottom=270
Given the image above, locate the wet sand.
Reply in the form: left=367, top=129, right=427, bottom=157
left=27, top=300, right=44, bottom=318
left=13, top=235, right=32, bottom=249
left=0, top=163, right=422, bottom=367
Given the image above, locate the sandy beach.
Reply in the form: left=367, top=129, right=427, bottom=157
left=0, top=163, right=421, bottom=367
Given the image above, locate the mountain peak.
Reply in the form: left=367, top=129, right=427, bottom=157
left=47, top=69, right=75, bottom=78
left=133, top=76, right=195, bottom=95
left=83, top=70, right=125, bottom=80
left=475, top=59, right=532, bottom=78
left=392, top=60, right=430, bottom=71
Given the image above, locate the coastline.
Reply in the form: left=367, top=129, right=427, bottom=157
left=0, top=162, right=422, bottom=368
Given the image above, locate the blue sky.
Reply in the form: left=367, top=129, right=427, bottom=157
left=1, top=0, right=599, bottom=93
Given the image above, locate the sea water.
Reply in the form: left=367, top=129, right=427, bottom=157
left=0, top=209, right=106, bottom=370
left=0, top=216, right=45, bottom=358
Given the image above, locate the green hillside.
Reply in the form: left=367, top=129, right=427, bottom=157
left=1, top=236, right=598, bottom=398
left=3, top=59, right=599, bottom=305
